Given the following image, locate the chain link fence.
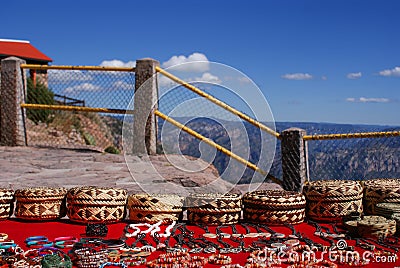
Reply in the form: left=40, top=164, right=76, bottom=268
left=157, top=81, right=278, bottom=185
left=24, top=67, right=135, bottom=152
left=305, top=127, right=400, bottom=181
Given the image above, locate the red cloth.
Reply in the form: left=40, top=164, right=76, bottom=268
left=0, top=220, right=399, bottom=267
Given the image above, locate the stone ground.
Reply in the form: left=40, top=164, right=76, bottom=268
left=0, top=146, right=281, bottom=194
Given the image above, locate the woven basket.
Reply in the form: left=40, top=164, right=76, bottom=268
left=375, top=202, right=400, bottom=218
left=363, top=179, right=400, bottom=215
left=391, top=213, right=400, bottom=234
left=357, top=215, right=396, bottom=239
left=15, top=187, right=67, bottom=220
left=186, top=193, right=242, bottom=225
left=67, top=186, right=127, bottom=223
left=243, top=190, right=306, bottom=225
left=127, top=193, right=184, bottom=223
left=303, top=180, right=363, bottom=222
left=0, top=189, right=14, bottom=220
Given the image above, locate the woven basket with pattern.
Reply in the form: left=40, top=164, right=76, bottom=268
left=15, top=187, right=67, bottom=220
left=67, top=186, right=127, bottom=223
left=128, top=193, right=184, bottom=223
left=0, top=189, right=14, bottom=220
left=363, top=179, right=400, bottom=215
left=186, top=193, right=242, bottom=225
left=375, top=202, right=400, bottom=218
left=243, top=190, right=306, bottom=225
left=357, top=215, right=396, bottom=239
left=303, top=180, right=363, bottom=222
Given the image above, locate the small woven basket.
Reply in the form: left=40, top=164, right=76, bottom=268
left=243, top=190, right=306, bottom=225
left=0, top=189, right=14, bottom=220
left=127, top=193, right=184, bottom=223
left=186, top=193, right=242, bottom=225
left=375, top=202, right=400, bottom=218
left=363, top=179, right=400, bottom=215
left=15, top=187, right=67, bottom=220
left=303, top=180, right=363, bottom=222
left=357, top=215, right=396, bottom=239
left=67, top=186, right=127, bottom=223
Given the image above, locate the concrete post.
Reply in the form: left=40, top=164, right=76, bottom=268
left=0, top=57, right=27, bottom=146
left=281, top=128, right=308, bottom=192
left=133, top=58, right=159, bottom=155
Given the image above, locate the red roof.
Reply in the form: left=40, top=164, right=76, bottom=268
left=0, top=39, right=52, bottom=63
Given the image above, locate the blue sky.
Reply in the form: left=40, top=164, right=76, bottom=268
left=2, top=0, right=400, bottom=125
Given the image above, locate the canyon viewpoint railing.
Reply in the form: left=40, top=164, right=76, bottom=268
left=1, top=57, right=399, bottom=191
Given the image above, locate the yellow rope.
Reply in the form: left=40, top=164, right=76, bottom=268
left=155, top=66, right=281, bottom=139
left=303, top=131, right=400, bottom=141
left=21, top=103, right=133, bottom=114
left=20, top=64, right=135, bottom=72
left=155, top=110, right=282, bottom=186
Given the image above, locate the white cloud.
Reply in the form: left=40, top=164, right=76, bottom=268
left=162, top=52, right=209, bottom=72
left=347, top=72, right=362, bottom=79
left=194, top=72, right=221, bottom=83
left=378, top=66, right=400, bottom=77
left=64, top=83, right=102, bottom=93
left=346, top=97, right=390, bottom=103
left=100, top=59, right=136, bottom=68
left=113, top=80, right=134, bottom=90
left=281, top=73, right=313, bottom=80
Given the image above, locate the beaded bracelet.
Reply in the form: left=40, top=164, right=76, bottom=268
left=26, top=240, right=54, bottom=248
left=25, top=236, right=48, bottom=242
left=99, top=262, right=127, bottom=268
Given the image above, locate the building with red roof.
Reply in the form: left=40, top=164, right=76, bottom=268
left=0, top=39, right=52, bottom=86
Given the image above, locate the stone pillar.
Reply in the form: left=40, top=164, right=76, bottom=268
left=281, top=128, right=308, bottom=192
left=132, top=58, right=159, bottom=155
left=0, top=57, right=27, bottom=146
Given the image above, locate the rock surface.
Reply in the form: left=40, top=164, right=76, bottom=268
left=0, top=146, right=281, bottom=194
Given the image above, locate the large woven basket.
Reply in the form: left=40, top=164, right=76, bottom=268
left=363, top=179, right=400, bottom=215
left=15, top=187, right=67, bottom=220
left=186, top=193, right=242, bottom=225
left=128, top=193, right=184, bottom=223
left=303, top=180, right=363, bottom=222
left=67, top=186, right=127, bottom=223
left=0, top=189, right=14, bottom=220
left=243, top=190, right=306, bottom=225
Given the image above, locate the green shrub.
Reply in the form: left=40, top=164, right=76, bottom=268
left=26, top=78, right=55, bottom=124
left=83, top=132, right=96, bottom=146
left=105, top=146, right=120, bottom=154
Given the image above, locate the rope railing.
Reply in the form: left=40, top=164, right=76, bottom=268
left=303, top=131, right=400, bottom=141
left=20, top=64, right=136, bottom=72
left=156, top=66, right=281, bottom=139
left=155, top=110, right=282, bottom=186
left=21, top=103, right=133, bottom=115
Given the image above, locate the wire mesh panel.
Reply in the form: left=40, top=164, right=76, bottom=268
left=157, top=82, right=277, bottom=185
left=303, top=125, right=400, bottom=181
left=24, top=68, right=134, bottom=152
